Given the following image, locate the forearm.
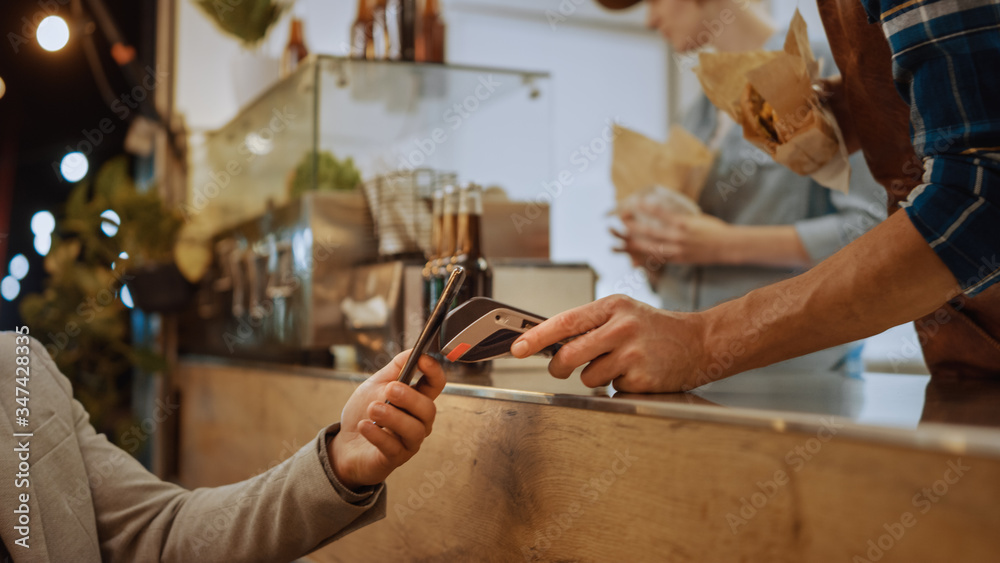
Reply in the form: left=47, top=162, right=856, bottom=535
left=700, top=212, right=959, bottom=377
left=84, top=416, right=384, bottom=562
left=722, top=224, right=811, bottom=269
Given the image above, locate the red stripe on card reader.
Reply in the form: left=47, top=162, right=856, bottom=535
left=446, top=343, right=472, bottom=362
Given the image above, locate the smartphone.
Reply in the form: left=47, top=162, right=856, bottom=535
left=394, top=265, right=467, bottom=386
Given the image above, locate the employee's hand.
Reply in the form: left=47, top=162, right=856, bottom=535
left=331, top=350, right=445, bottom=490
left=510, top=294, right=709, bottom=393
left=613, top=209, right=735, bottom=266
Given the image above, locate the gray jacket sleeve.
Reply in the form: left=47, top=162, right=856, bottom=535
left=793, top=150, right=888, bottom=262
left=38, top=335, right=385, bottom=563
left=790, top=38, right=888, bottom=263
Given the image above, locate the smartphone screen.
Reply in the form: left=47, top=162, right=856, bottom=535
left=394, top=265, right=467, bottom=386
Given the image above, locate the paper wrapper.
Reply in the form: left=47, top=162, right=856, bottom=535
left=692, top=10, right=851, bottom=193
left=611, top=124, right=715, bottom=211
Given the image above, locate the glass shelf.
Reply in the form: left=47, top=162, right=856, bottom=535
left=184, top=56, right=552, bottom=243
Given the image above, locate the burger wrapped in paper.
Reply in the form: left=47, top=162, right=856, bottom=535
left=610, top=124, right=716, bottom=214
left=693, top=10, right=850, bottom=193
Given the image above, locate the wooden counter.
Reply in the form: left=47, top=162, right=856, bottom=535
left=175, top=358, right=1000, bottom=562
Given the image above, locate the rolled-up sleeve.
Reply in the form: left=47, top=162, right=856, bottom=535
left=903, top=158, right=1000, bottom=295
left=865, top=0, right=1000, bottom=296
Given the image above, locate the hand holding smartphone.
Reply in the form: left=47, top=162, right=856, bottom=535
left=394, top=265, right=467, bottom=387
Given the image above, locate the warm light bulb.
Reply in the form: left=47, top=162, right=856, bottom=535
left=37, top=16, right=70, bottom=52
left=0, top=76, right=6, bottom=100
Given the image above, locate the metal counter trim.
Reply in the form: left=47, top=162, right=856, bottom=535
left=179, top=355, right=1000, bottom=459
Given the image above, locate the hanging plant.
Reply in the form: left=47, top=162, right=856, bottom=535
left=193, top=0, right=291, bottom=46
left=19, top=156, right=176, bottom=439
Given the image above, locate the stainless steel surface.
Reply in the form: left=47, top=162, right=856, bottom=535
left=183, top=192, right=377, bottom=355
left=179, top=355, right=1000, bottom=459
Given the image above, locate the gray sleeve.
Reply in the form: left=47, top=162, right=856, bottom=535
left=12, top=331, right=389, bottom=563
left=793, top=39, right=888, bottom=262
left=319, top=426, right=378, bottom=504
left=81, top=407, right=387, bottom=562
left=794, top=151, right=888, bottom=262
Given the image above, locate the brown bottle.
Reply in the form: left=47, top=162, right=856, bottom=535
left=350, top=0, right=374, bottom=59
left=415, top=0, right=446, bottom=63
left=451, top=183, right=492, bottom=376
left=453, top=183, right=492, bottom=304
left=423, top=188, right=445, bottom=324
left=281, top=18, right=309, bottom=77
left=437, top=184, right=458, bottom=286
left=423, top=185, right=457, bottom=358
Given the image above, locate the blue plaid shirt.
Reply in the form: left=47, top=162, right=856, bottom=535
left=861, top=0, right=1000, bottom=295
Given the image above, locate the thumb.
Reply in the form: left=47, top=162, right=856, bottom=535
left=369, top=351, right=412, bottom=383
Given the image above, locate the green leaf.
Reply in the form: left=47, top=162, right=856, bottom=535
left=94, top=155, right=134, bottom=201
left=194, top=0, right=288, bottom=46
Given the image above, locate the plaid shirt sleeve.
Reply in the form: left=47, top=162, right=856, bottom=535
left=861, top=0, right=1000, bottom=295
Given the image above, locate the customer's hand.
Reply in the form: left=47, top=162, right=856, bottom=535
left=613, top=209, right=734, bottom=266
left=510, top=294, right=710, bottom=393
left=331, top=351, right=445, bottom=490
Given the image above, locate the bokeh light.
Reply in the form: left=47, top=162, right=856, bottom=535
left=9, top=254, right=29, bottom=280
left=60, top=151, right=89, bottom=182
left=34, top=233, right=52, bottom=256
left=100, top=209, right=120, bottom=237
left=37, top=16, right=70, bottom=52
left=111, top=251, right=129, bottom=270
left=1, top=276, right=20, bottom=301
left=120, top=284, right=134, bottom=309
left=30, top=210, right=55, bottom=236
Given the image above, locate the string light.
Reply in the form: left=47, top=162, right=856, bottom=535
left=120, top=284, right=134, bottom=309
left=1, top=276, right=20, bottom=301
left=100, top=209, right=120, bottom=237
left=60, top=151, right=89, bottom=182
left=30, top=211, right=55, bottom=236
left=37, top=16, right=70, bottom=52
left=9, top=254, right=29, bottom=280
